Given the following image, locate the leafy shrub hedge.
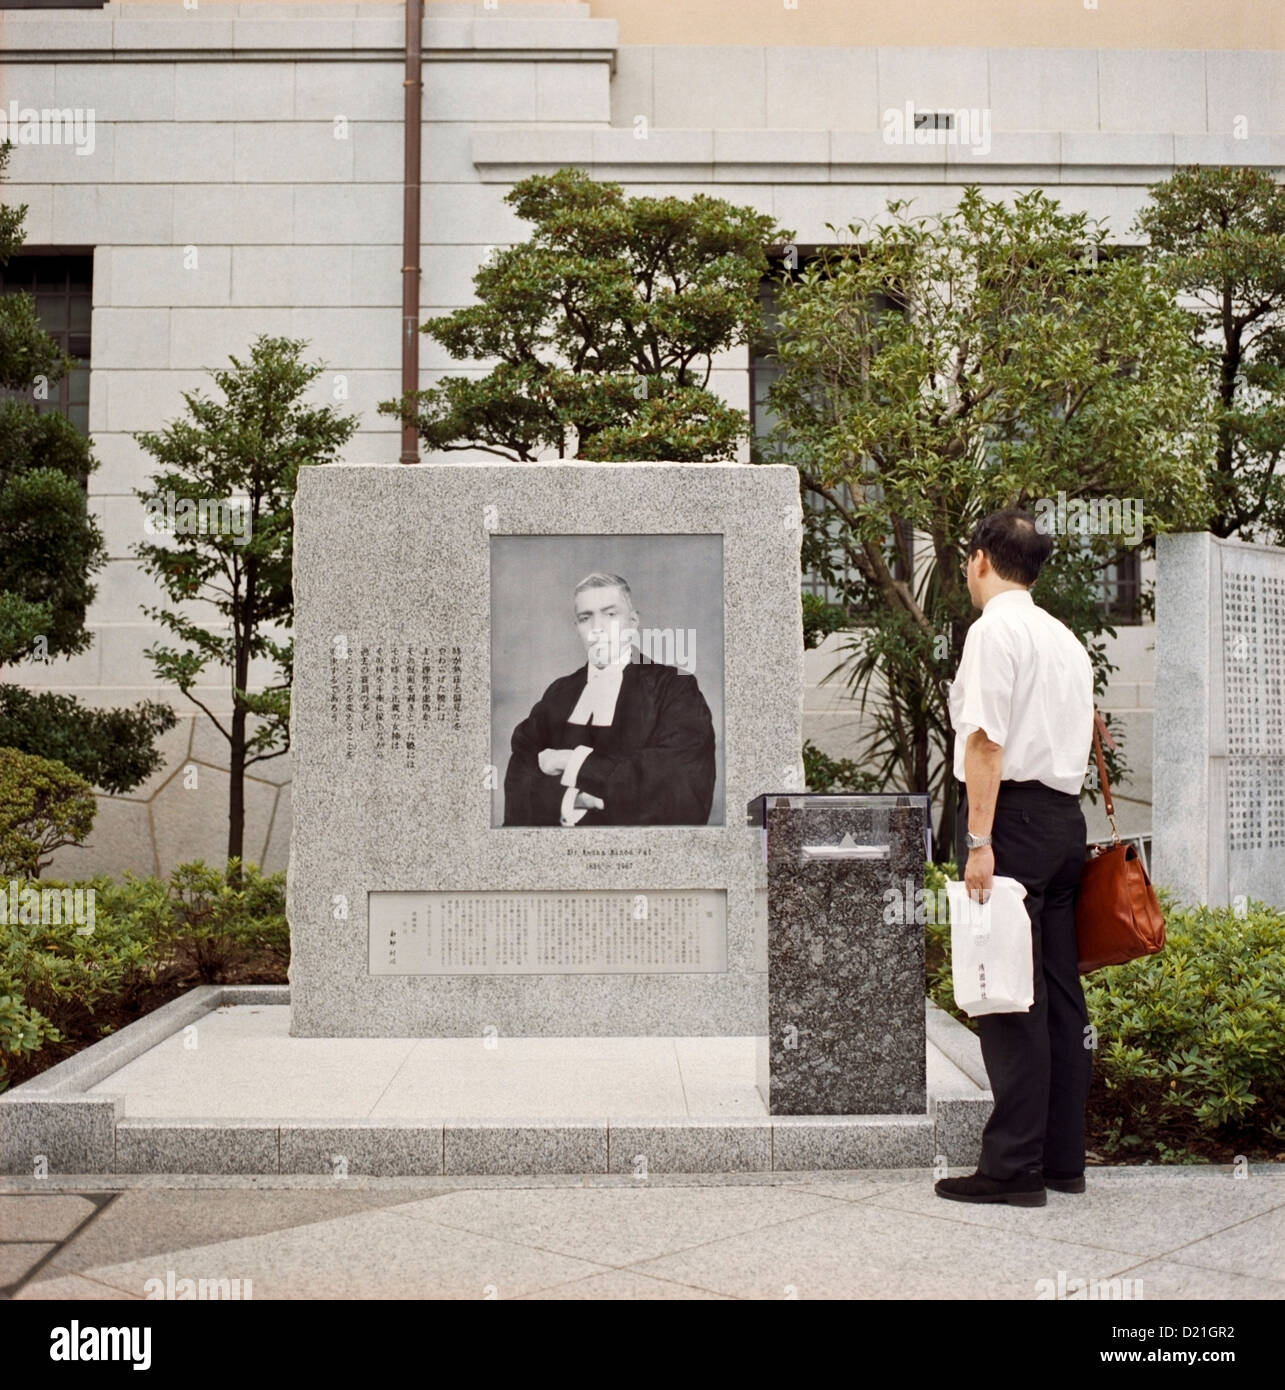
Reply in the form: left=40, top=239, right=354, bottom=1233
left=1087, top=896, right=1284, bottom=1156
left=924, top=861, right=1285, bottom=1158
left=0, top=859, right=287, bottom=1092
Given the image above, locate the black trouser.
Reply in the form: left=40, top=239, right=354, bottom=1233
left=955, top=778, right=1092, bottom=1179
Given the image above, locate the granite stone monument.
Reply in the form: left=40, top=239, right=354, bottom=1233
left=1153, top=531, right=1285, bottom=910
left=288, top=461, right=804, bottom=1036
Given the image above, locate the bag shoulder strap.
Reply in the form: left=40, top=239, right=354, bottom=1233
left=1091, top=705, right=1121, bottom=844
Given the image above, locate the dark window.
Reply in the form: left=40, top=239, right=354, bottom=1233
left=1099, top=548, right=1142, bottom=624
left=749, top=272, right=784, bottom=448
left=0, top=249, right=93, bottom=437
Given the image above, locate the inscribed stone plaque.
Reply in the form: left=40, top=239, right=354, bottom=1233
left=288, top=462, right=804, bottom=1035
left=368, top=890, right=728, bottom=974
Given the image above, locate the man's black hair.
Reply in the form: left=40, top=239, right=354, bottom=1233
left=966, top=508, right=1053, bottom=586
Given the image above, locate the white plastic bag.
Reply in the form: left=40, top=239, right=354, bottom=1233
left=947, top=875, right=1034, bottom=1016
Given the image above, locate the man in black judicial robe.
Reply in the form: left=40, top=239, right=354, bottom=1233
left=502, top=573, right=717, bottom=827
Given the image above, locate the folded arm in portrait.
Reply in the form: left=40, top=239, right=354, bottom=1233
left=501, top=662, right=717, bottom=826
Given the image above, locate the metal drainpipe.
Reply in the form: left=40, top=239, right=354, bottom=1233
left=400, top=0, right=423, bottom=464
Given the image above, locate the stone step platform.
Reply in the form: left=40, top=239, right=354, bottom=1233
left=0, top=987, right=992, bottom=1177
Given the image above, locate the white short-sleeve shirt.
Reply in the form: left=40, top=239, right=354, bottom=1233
left=948, top=587, right=1094, bottom=796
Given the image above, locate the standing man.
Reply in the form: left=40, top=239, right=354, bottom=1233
left=936, top=509, right=1095, bottom=1208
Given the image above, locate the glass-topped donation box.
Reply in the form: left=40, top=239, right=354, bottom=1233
left=747, top=793, right=931, bottom=1115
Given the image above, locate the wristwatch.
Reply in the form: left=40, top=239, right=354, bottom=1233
left=964, top=831, right=993, bottom=850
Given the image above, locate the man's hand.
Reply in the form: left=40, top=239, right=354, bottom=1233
left=538, top=748, right=572, bottom=777
left=965, top=844, right=994, bottom=903
left=573, top=791, right=604, bottom=811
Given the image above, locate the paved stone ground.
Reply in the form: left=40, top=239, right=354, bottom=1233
left=2, top=1166, right=1281, bottom=1300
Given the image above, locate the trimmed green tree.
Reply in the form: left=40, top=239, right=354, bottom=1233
left=759, top=187, right=1213, bottom=853
left=379, top=166, right=788, bottom=461
left=0, top=747, right=96, bottom=877
left=0, top=140, right=174, bottom=791
left=1134, top=164, right=1285, bottom=542
left=133, top=334, right=358, bottom=870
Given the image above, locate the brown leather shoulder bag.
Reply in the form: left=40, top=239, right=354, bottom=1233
left=1075, top=707, right=1166, bottom=974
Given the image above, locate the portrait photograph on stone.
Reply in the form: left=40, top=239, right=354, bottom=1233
left=0, top=0, right=1282, bottom=1344
left=491, top=535, right=725, bottom=828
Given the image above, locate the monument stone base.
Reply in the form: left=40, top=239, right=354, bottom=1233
left=0, top=989, right=991, bottom=1176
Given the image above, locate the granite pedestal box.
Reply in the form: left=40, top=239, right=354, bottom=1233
left=289, top=461, right=804, bottom=1037
left=750, top=793, right=930, bottom=1114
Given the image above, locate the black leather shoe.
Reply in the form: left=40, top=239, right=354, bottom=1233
left=1044, top=1172, right=1086, bottom=1193
left=934, top=1169, right=1046, bottom=1206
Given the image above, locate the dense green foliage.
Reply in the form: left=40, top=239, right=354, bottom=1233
left=802, top=740, right=882, bottom=795
left=1136, top=165, right=1285, bottom=542
left=0, top=141, right=174, bottom=790
left=381, top=166, right=786, bottom=462
left=1086, top=898, right=1285, bottom=1154
left=0, top=860, right=288, bottom=1091
left=0, top=746, right=96, bottom=876
left=761, top=187, right=1212, bottom=853
left=0, top=689, right=174, bottom=797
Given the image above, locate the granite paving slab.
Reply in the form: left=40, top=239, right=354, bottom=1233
left=44, top=1205, right=614, bottom=1301
left=627, top=1196, right=1151, bottom=1300
left=40, top=1187, right=434, bottom=1275
left=370, top=1183, right=849, bottom=1266
left=861, top=1170, right=1285, bottom=1263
